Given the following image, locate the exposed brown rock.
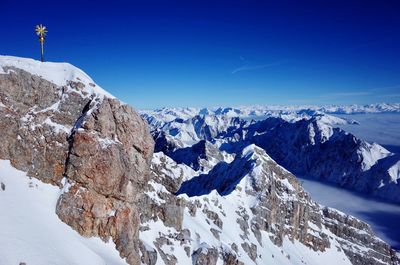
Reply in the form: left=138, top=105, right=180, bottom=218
left=0, top=67, right=154, bottom=265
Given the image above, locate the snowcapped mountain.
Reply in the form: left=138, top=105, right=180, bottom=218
left=140, top=103, right=400, bottom=126
left=152, top=115, right=248, bottom=148
left=143, top=109, right=400, bottom=204
left=140, top=146, right=399, bottom=265
left=1, top=55, right=399, bottom=265
left=141, top=106, right=400, bottom=263
left=248, top=117, right=399, bottom=203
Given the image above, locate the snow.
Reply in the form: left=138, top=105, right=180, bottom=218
left=145, top=144, right=355, bottom=264
left=142, top=104, right=400, bottom=263
left=0, top=160, right=127, bottom=265
left=146, top=180, right=168, bottom=205
left=313, top=120, right=334, bottom=143
left=388, top=161, right=400, bottom=184
left=152, top=152, right=197, bottom=182
left=44, top=117, right=72, bottom=134
left=98, top=137, right=121, bottom=149
left=34, top=101, right=61, bottom=113
left=357, top=142, right=392, bottom=171
left=142, top=166, right=353, bottom=265
left=0, top=55, right=114, bottom=99
left=279, top=178, right=295, bottom=192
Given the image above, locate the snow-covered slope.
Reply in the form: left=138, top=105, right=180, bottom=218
left=0, top=55, right=114, bottom=99
left=139, top=147, right=399, bottom=265
left=0, top=160, right=127, bottom=265
left=141, top=105, right=400, bottom=264
left=147, top=108, right=400, bottom=204
left=151, top=115, right=247, bottom=146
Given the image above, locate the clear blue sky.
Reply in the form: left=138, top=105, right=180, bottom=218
left=2, top=0, right=400, bottom=109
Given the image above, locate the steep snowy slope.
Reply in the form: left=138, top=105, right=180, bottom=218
left=0, top=160, right=127, bottom=265
left=0, top=55, right=114, bottom=98
left=139, top=147, right=399, bottom=265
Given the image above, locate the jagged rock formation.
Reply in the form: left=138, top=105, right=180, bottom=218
left=165, top=140, right=224, bottom=172
left=247, top=117, right=400, bottom=203
left=151, top=115, right=247, bottom=146
left=140, top=147, right=400, bottom=265
left=144, top=110, right=400, bottom=204
left=140, top=107, right=400, bottom=264
left=0, top=56, right=154, bottom=265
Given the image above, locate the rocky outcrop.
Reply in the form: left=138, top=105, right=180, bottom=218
left=152, top=114, right=248, bottom=147
left=322, top=208, right=399, bottom=265
left=167, top=140, right=224, bottom=171
left=0, top=57, right=154, bottom=265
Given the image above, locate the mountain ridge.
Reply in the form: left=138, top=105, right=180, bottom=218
left=145, top=110, right=400, bottom=204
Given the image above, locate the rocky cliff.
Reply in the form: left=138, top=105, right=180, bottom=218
left=0, top=56, right=154, bottom=265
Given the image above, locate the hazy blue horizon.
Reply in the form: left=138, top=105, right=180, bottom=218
left=137, top=102, right=400, bottom=111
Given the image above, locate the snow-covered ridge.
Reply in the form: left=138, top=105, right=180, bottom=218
left=150, top=108, right=400, bottom=203
left=0, top=55, right=114, bottom=99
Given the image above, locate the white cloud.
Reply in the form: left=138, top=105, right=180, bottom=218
left=232, top=60, right=283, bottom=74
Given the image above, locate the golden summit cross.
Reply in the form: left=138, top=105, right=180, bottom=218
left=35, top=24, right=48, bottom=62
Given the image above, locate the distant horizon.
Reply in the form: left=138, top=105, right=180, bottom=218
left=2, top=1, right=400, bottom=108
left=139, top=102, right=400, bottom=111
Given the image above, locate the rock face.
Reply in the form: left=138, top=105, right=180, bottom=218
left=0, top=57, right=154, bottom=265
left=166, top=140, right=224, bottom=172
